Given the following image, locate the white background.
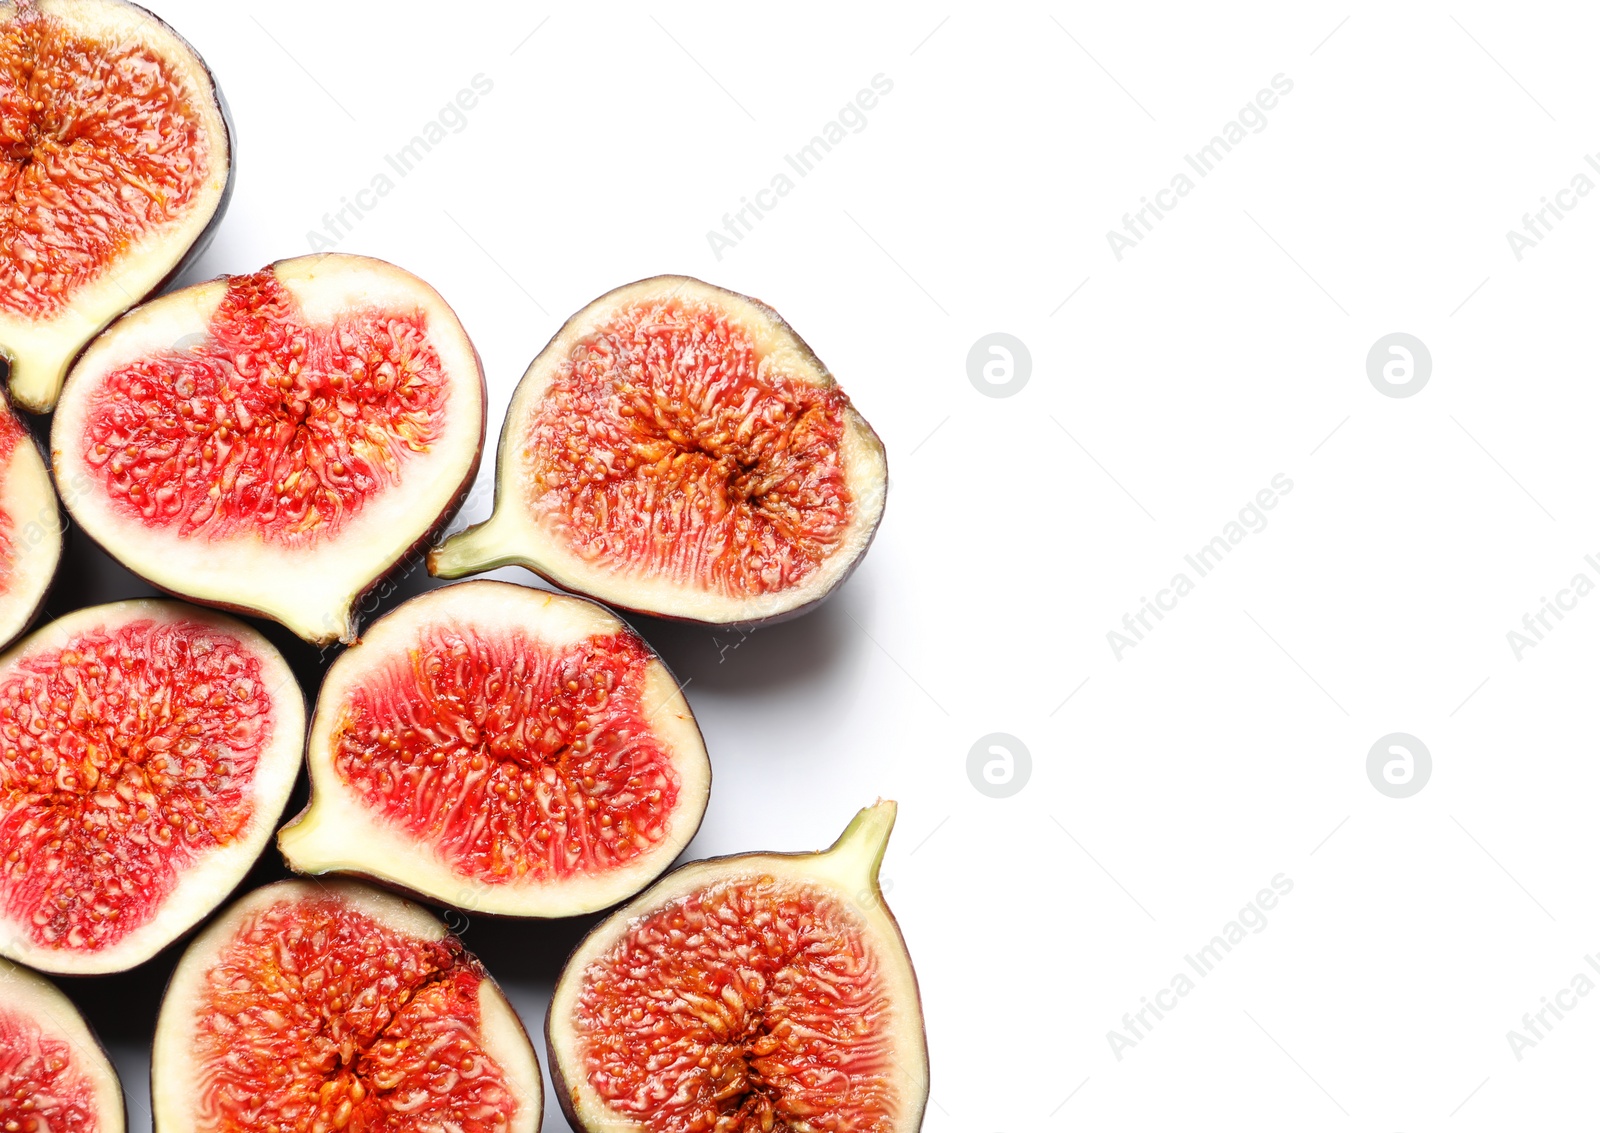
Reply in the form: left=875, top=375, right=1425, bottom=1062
left=54, top=1, right=1600, bottom=1130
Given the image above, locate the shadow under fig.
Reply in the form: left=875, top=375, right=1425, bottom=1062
left=626, top=591, right=857, bottom=695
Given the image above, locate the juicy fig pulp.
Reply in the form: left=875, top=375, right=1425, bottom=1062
left=0, top=403, right=62, bottom=650
left=0, top=956, right=126, bottom=1133
left=0, top=0, right=233, bottom=413
left=151, top=879, right=543, bottom=1133
left=547, top=801, right=928, bottom=1133
left=0, top=599, right=305, bottom=974
left=431, top=276, right=887, bottom=626
left=51, top=253, right=487, bottom=645
left=279, top=579, right=711, bottom=918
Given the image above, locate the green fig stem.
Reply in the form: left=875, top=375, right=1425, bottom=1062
left=823, top=799, right=897, bottom=888
left=6, top=349, right=66, bottom=415
left=429, top=517, right=510, bottom=579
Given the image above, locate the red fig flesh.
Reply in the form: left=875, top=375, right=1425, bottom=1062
left=0, top=402, right=61, bottom=650
left=151, top=879, right=543, bottom=1133
left=547, top=801, right=928, bottom=1133
left=0, top=956, right=125, bottom=1133
left=0, top=0, right=233, bottom=412
left=0, top=599, right=305, bottom=974
left=431, top=276, right=886, bottom=626
left=51, top=254, right=486, bottom=645
left=279, top=580, right=710, bottom=917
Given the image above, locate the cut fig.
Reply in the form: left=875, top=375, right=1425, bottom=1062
left=51, top=253, right=487, bottom=645
left=0, top=401, right=62, bottom=650
left=151, top=878, right=543, bottom=1133
left=0, top=956, right=125, bottom=1133
left=279, top=579, right=711, bottom=917
left=0, top=0, right=233, bottom=413
left=0, top=599, right=305, bottom=974
left=547, top=800, right=928, bottom=1133
left=431, top=276, right=887, bottom=626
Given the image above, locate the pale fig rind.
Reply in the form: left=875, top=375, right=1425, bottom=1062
left=278, top=579, right=712, bottom=918
left=0, top=956, right=127, bottom=1133
left=0, top=404, right=64, bottom=651
left=546, top=800, right=929, bottom=1133
left=151, top=879, right=544, bottom=1133
left=0, top=0, right=234, bottom=414
left=51, top=253, right=487, bottom=646
left=0, top=599, right=306, bottom=975
left=430, top=275, right=888, bottom=627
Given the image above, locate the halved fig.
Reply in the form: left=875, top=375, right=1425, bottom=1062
left=151, top=878, right=543, bottom=1133
left=0, top=0, right=233, bottom=413
left=279, top=579, right=710, bottom=918
left=0, top=401, right=62, bottom=649
left=0, top=599, right=305, bottom=974
left=547, top=800, right=928, bottom=1133
left=430, top=276, right=887, bottom=626
left=0, top=956, right=125, bottom=1133
left=51, top=254, right=486, bottom=645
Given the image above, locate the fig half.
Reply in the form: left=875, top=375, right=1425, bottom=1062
left=152, top=878, right=543, bottom=1133
left=431, top=276, right=887, bottom=625
left=279, top=579, right=711, bottom=917
left=51, top=254, right=487, bottom=645
left=0, top=0, right=233, bottom=413
left=0, top=956, right=125, bottom=1133
left=0, top=400, right=62, bottom=650
left=547, top=800, right=928, bottom=1133
left=0, top=599, right=305, bottom=974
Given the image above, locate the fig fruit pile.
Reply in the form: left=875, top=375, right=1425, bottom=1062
left=0, top=5, right=923, bottom=1133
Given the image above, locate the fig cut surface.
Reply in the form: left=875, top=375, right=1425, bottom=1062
left=0, top=0, right=233, bottom=413
left=52, top=254, right=487, bottom=645
left=547, top=800, right=928, bottom=1133
left=0, top=956, right=126, bottom=1133
left=152, top=878, right=543, bottom=1133
left=431, top=276, right=887, bottom=626
left=279, top=579, right=711, bottom=918
left=0, top=599, right=305, bottom=974
left=0, top=401, right=62, bottom=650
